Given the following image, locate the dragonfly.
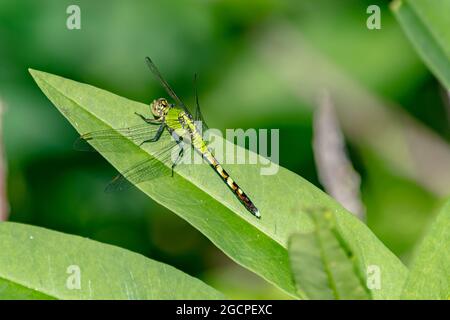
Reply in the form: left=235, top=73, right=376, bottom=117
left=75, top=57, right=260, bottom=218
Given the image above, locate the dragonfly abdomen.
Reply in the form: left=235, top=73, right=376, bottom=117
left=183, top=113, right=260, bottom=218
left=204, top=152, right=260, bottom=219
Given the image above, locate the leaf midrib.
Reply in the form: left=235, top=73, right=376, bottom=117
left=315, top=225, right=339, bottom=300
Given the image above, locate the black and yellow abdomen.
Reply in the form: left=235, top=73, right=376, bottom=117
left=209, top=158, right=260, bottom=218
left=189, top=122, right=260, bottom=218
left=168, top=110, right=260, bottom=218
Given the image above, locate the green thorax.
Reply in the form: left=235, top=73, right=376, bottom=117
left=165, top=107, right=208, bottom=154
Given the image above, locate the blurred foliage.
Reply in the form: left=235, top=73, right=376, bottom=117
left=0, top=0, right=448, bottom=298
left=392, top=0, right=450, bottom=90
left=361, top=149, right=441, bottom=263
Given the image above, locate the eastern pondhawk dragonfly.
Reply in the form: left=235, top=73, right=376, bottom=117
left=75, top=57, right=260, bottom=218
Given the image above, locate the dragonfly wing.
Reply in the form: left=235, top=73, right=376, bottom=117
left=104, top=139, right=180, bottom=192
left=104, top=159, right=168, bottom=192
left=193, top=74, right=209, bottom=133
left=145, top=57, right=192, bottom=115
left=74, top=123, right=165, bottom=152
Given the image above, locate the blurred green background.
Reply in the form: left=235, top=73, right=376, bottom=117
left=0, top=0, right=448, bottom=299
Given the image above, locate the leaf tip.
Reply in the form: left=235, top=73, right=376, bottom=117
left=28, top=68, right=43, bottom=80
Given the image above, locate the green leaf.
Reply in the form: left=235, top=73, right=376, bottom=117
left=0, top=222, right=224, bottom=299
left=401, top=198, right=450, bottom=299
left=288, top=210, right=371, bottom=300
left=0, top=278, right=55, bottom=300
left=391, top=0, right=450, bottom=89
left=29, top=69, right=407, bottom=299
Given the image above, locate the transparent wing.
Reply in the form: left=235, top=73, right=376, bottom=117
left=74, top=123, right=164, bottom=152
left=145, top=56, right=191, bottom=114
left=74, top=122, right=183, bottom=191
left=193, top=73, right=209, bottom=132
left=105, top=138, right=181, bottom=192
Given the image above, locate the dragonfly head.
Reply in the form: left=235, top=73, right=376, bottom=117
left=150, top=98, right=170, bottom=119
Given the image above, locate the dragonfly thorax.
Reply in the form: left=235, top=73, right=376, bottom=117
left=150, top=98, right=170, bottom=119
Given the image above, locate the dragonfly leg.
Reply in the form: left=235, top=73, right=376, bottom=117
left=134, top=112, right=160, bottom=125
left=138, top=124, right=165, bottom=146
left=171, top=139, right=185, bottom=177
